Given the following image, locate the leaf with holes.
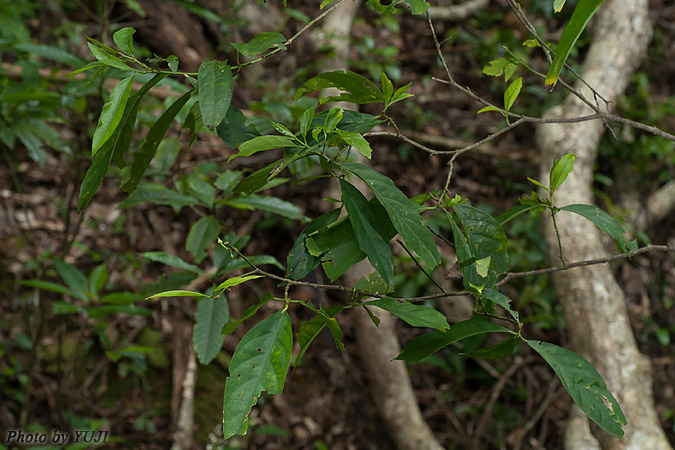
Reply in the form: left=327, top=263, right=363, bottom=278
left=222, top=310, right=292, bottom=438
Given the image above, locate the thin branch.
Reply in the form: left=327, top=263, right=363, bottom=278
left=495, top=244, right=674, bottom=287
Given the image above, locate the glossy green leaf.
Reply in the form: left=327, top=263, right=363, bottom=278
left=526, top=340, right=626, bottom=438
left=294, top=70, right=383, bottom=105
left=225, top=194, right=307, bottom=221
left=549, top=153, right=577, bottom=194
left=214, top=274, right=263, bottom=293
left=342, top=162, right=440, bottom=269
left=228, top=135, right=297, bottom=161
left=198, top=60, right=233, bottom=128
left=91, top=74, right=135, bottom=156
left=545, top=0, right=604, bottom=89
left=120, top=90, right=193, bottom=193
left=560, top=204, right=637, bottom=254
left=140, top=251, right=204, bottom=274
left=286, top=209, right=342, bottom=281
left=232, top=32, right=287, bottom=58
left=186, top=215, right=221, bottom=263
left=194, top=296, right=229, bottom=364
left=112, top=27, right=135, bottom=55
left=367, top=299, right=449, bottom=331
left=223, top=310, right=292, bottom=438
left=54, top=259, right=90, bottom=302
left=340, top=179, right=394, bottom=285
left=396, top=316, right=511, bottom=362
left=504, top=77, right=522, bottom=112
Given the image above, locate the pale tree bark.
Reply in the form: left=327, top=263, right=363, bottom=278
left=316, top=2, right=443, bottom=449
left=535, top=0, right=672, bottom=448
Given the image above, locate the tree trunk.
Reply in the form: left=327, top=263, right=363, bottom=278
left=535, top=0, right=671, bottom=448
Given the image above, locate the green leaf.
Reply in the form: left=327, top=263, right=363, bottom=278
left=545, top=0, right=604, bottom=89
left=20, top=279, right=79, bottom=299
left=286, top=209, right=342, bottom=281
left=464, top=337, right=517, bottom=359
left=295, top=316, right=328, bottom=364
left=198, top=60, right=233, bottom=128
left=222, top=294, right=274, bottom=336
left=87, top=42, right=134, bottom=71
left=342, top=162, right=440, bottom=269
left=186, top=175, right=216, bottom=209
left=527, top=176, right=548, bottom=190
left=504, top=77, right=522, bottom=112
left=496, top=203, right=542, bottom=225
left=340, top=179, right=394, bottom=285
left=140, top=251, right=204, bottom=274
left=549, top=153, right=577, bottom=194
left=336, top=129, right=372, bottom=159
left=88, top=264, right=108, bottom=294
left=54, top=259, right=90, bottom=302
left=228, top=135, right=297, bottom=161
left=482, top=288, right=519, bottom=321
left=367, top=299, right=449, bottom=331
left=477, top=106, right=504, bottom=116
left=396, top=316, right=511, bottom=362
left=560, top=204, right=637, bottom=254
left=91, top=74, right=136, bottom=156
left=553, top=0, right=566, bottom=12
left=216, top=105, right=260, bottom=150
left=214, top=274, right=263, bottom=293
left=294, top=71, right=383, bottom=105
left=118, top=182, right=201, bottom=211
left=455, top=204, right=509, bottom=274
left=112, top=27, right=136, bottom=55
left=306, top=218, right=366, bottom=282
left=482, top=57, right=518, bottom=82
left=12, top=43, right=86, bottom=67
left=390, top=82, right=414, bottom=105
left=222, top=310, right=292, bottom=438
left=232, top=32, right=287, bottom=58
left=354, top=270, right=395, bottom=295
left=526, top=340, right=626, bottom=438
left=299, top=106, right=315, bottom=139
left=232, top=160, right=282, bottom=195
left=186, top=216, right=221, bottom=263
left=120, top=90, right=193, bottom=193
left=194, top=296, right=230, bottom=364
left=405, top=0, right=430, bottom=14
left=224, top=194, right=307, bottom=221
left=146, top=290, right=213, bottom=300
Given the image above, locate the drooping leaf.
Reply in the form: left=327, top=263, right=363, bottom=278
left=118, top=182, right=201, bottom=211
left=464, top=337, right=517, bottom=359
left=222, top=293, right=274, bottom=336
left=549, top=153, right=577, bottom=194
left=54, top=259, right=90, bottom=302
left=367, top=298, right=449, bottom=331
left=91, top=74, right=135, bottom=156
left=194, top=295, right=230, bottom=364
left=232, top=32, right=287, bottom=58
left=20, top=280, right=79, bottom=299
left=198, top=60, right=233, bottom=128
left=526, top=340, right=626, bottom=438
left=545, top=0, right=604, bottom=89
left=396, top=316, right=511, bottom=362
left=140, top=251, right=204, bottom=274
left=224, top=194, right=308, bottom=221
left=454, top=203, right=509, bottom=279
left=222, top=310, right=292, bottom=438
left=504, top=77, right=522, bottom=112
left=186, top=215, right=221, bottom=263
left=88, top=264, right=108, bottom=295
left=120, top=90, right=193, bottom=193
left=481, top=288, right=519, bottom=321
left=305, top=218, right=366, bottom=282
left=12, top=43, right=86, bottom=67
left=553, top=0, right=566, bottom=12
left=496, top=203, right=543, bottom=225
left=232, top=160, right=283, bottom=195
left=294, top=70, right=383, bottom=105
left=342, top=162, right=440, bottom=269
left=336, top=129, right=372, bottom=159
left=340, top=179, right=394, bottom=285
left=560, top=204, right=637, bottom=254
